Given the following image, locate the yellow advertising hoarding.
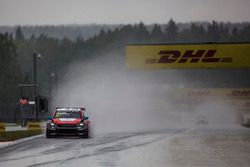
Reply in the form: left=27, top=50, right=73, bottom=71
left=173, top=88, right=250, bottom=100
left=170, top=88, right=250, bottom=112
left=126, top=43, right=250, bottom=69
left=0, top=122, right=5, bottom=132
left=27, top=122, right=42, bottom=130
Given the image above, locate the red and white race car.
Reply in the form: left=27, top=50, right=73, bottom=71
left=46, top=107, right=90, bottom=138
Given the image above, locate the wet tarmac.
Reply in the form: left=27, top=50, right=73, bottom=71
left=0, top=127, right=249, bottom=167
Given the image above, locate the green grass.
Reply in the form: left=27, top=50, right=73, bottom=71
left=0, top=130, right=43, bottom=142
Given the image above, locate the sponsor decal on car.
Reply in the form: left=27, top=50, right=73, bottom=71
left=58, top=118, right=77, bottom=121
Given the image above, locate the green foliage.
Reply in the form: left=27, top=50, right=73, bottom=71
left=164, top=19, right=178, bottom=42
left=207, top=20, right=220, bottom=42
left=15, top=20, right=250, bottom=81
left=151, top=24, right=163, bottom=42
left=0, top=33, right=21, bottom=103
left=15, top=26, right=24, bottom=41
left=1, top=20, right=250, bottom=102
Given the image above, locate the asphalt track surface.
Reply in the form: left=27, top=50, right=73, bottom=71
left=0, top=127, right=250, bottom=167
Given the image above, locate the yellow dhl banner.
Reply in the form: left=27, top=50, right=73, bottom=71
left=0, top=122, right=6, bottom=132
left=27, top=122, right=42, bottom=130
left=126, top=43, right=250, bottom=69
left=173, top=88, right=250, bottom=100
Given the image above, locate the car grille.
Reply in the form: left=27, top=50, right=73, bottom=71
left=57, top=124, right=77, bottom=128
left=57, top=129, right=78, bottom=134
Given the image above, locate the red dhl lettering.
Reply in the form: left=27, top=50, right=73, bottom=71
left=187, top=91, right=210, bottom=97
left=232, top=90, right=250, bottom=97
left=28, top=124, right=40, bottom=128
left=145, top=50, right=233, bottom=64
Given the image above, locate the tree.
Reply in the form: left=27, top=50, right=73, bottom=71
left=164, top=19, right=178, bottom=42
left=151, top=24, right=163, bottom=42
left=10, top=21, right=250, bottom=100
left=207, top=21, right=220, bottom=42
left=218, top=23, right=229, bottom=41
left=0, top=33, right=21, bottom=103
left=240, top=25, right=250, bottom=42
left=232, top=27, right=239, bottom=36
left=15, top=26, right=24, bottom=41
left=135, top=22, right=149, bottom=42
left=189, top=23, right=206, bottom=42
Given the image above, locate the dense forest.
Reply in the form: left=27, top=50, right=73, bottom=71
left=1, top=21, right=249, bottom=41
left=0, top=24, right=121, bottom=40
left=1, top=19, right=250, bottom=104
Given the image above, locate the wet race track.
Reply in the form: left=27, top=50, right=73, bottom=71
left=0, top=127, right=250, bottom=167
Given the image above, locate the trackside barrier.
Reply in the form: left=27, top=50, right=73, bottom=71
left=27, top=122, right=42, bottom=130
left=168, top=88, right=250, bottom=127
left=0, top=122, right=6, bottom=132
left=172, top=88, right=250, bottom=100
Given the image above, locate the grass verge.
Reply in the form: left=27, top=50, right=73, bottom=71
left=0, top=130, right=43, bottom=142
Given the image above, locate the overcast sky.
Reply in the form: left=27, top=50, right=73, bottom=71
left=0, top=0, right=250, bottom=25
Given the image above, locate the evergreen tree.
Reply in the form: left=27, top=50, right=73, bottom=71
left=151, top=24, right=163, bottom=42
left=207, top=21, right=220, bottom=42
left=15, top=26, right=24, bottom=41
left=9, top=21, right=250, bottom=100
left=164, top=19, right=178, bottom=42
left=120, top=24, right=136, bottom=43
left=188, top=23, right=206, bottom=42
left=218, top=23, right=229, bottom=41
left=135, top=22, right=149, bottom=42
left=0, top=33, right=21, bottom=103
left=240, top=25, right=250, bottom=42
left=232, top=27, right=239, bottom=36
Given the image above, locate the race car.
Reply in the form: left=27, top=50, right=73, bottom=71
left=46, top=107, right=90, bottom=138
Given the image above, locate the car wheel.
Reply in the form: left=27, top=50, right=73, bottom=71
left=80, top=130, right=89, bottom=138
left=46, top=129, right=52, bottom=138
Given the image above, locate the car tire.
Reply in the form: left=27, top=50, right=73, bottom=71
left=80, top=130, right=89, bottom=138
left=46, top=129, right=52, bottom=138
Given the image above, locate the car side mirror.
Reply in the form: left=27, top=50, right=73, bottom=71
left=48, top=116, right=52, bottom=120
left=84, top=116, right=89, bottom=120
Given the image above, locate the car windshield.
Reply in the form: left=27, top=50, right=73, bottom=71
left=54, top=111, right=81, bottom=119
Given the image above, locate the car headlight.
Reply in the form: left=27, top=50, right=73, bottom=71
left=49, top=122, right=56, bottom=130
left=79, top=123, right=84, bottom=126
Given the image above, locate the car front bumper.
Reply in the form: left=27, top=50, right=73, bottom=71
left=47, top=124, right=88, bottom=135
